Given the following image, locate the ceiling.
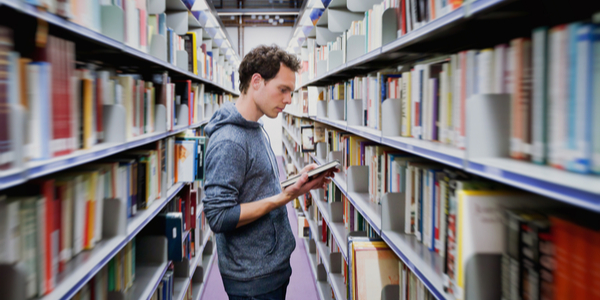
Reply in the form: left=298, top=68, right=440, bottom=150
left=209, top=0, right=304, bottom=27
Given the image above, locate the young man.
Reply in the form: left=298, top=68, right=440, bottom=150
left=202, top=45, right=336, bottom=300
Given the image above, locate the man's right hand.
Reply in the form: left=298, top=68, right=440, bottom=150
left=280, top=163, right=338, bottom=204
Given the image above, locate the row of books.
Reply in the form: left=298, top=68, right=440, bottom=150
left=300, top=0, right=464, bottom=84
left=22, top=0, right=238, bottom=91
left=296, top=11, right=600, bottom=175
left=69, top=238, right=137, bottom=300
left=0, top=27, right=229, bottom=173
left=151, top=267, right=177, bottom=300
left=287, top=147, right=444, bottom=300
left=286, top=117, right=600, bottom=300
left=0, top=130, right=213, bottom=297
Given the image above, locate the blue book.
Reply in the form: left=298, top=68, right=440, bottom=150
left=567, top=23, right=594, bottom=173
left=165, top=213, right=184, bottom=261
left=566, top=22, right=581, bottom=167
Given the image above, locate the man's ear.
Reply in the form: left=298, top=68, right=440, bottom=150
left=251, top=73, right=263, bottom=91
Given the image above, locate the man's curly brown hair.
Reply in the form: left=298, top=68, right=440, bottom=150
left=238, top=44, right=301, bottom=94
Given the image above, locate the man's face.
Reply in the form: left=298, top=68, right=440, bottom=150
left=254, top=63, right=295, bottom=118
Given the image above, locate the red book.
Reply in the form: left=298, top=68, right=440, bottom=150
left=590, top=229, right=600, bottom=300
left=322, top=219, right=327, bottom=243
left=571, top=223, right=589, bottom=299
left=550, top=217, right=572, bottom=299
left=190, top=190, right=197, bottom=229
left=34, top=179, right=57, bottom=294
left=400, top=0, right=406, bottom=35
left=50, top=37, right=72, bottom=157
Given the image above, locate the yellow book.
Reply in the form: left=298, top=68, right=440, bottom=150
left=186, top=32, right=198, bottom=75
left=82, top=78, right=94, bottom=149
left=84, top=172, right=97, bottom=250
left=118, top=76, right=135, bottom=139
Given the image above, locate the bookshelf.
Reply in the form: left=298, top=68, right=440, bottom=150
left=0, top=1, right=232, bottom=299
left=0, top=120, right=210, bottom=191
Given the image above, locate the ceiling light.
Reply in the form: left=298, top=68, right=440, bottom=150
left=279, top=19, right=284, bottom=23
left=258, top=16, right=263, bottom=20
left=251, top=15, right=256, bottom=19
left=275, top=15, right=280, bottom=19
left=268, top=19, right=273, bottom=23
left=230, top=16, right=234, bottom=20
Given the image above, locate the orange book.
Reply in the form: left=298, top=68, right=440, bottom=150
left=174, top=144, right=179, bottom=183
left=509, top=38, right=532, bottom=160
left=550, top=217, right=572, bottom=299
left=571, top=223, right=589, bottom=299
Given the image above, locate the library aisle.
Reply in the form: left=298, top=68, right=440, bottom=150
left=201, top=157, right=319, bottom=300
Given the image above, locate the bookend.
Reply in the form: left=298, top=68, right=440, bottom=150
left=9, top=105, right=26, bottom=170
left=317, top=100, right=328, bottom=119
left=346, top=99, right=363, bottom=126
left=103, top=104, right=127, bottom=143
left=102, top=198, right=127, bottom=238
left=316, top=263, right=327, bottom=281
left=381, top=193, right=405, bottom=232
left=316, top=59, right=328, bottom=78
left=316, top=142, right=328, bottom=162
left=381, top=8, right=399, bottom=46
left=309, top=239, right=317, bottom=254
left=203, top=239, right=214, bottom=256
left=154, top=104, right=167, bottom=133
left=347, top=166, right=368, bottom=193
left=328, top=50, right=344, bottom=71
left=466, top=94, right=511, bottom=160
left=176, top=50, right=189, bottom=71
left=347, top=0, right=382, bottom=12
left=148, top=0, right=166, bottom=14
left=381, top=98, right=403, bottom=137
left=149, top=34, right=168, bottom=62
left=327, top=8, right=363, bottom=33
left=347, top=36, right=366, bottom=63
left=328, top=99, right=345, bottom=121
left=302, top=72, right=309, bottom=85
left=100, top=4, right=125, bottom=43
left=0, top=264, right=26, bottom=300
left=136, top=236, right=168, bottom=264
left=166, top=11, right=189, bottom=35
left=329, top=252, right=342, bottom=273
left=329, top=201, right=343, bottom=223
left=192, top=265, right=204, bottom=285
left=175, top=104, right=189, bottom=128
left=465, top=255, right=502, bottom=300
left=381, top=284, right=400, bottom=300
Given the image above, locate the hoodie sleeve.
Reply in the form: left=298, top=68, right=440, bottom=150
left=202, top=140, right=245, bottom=233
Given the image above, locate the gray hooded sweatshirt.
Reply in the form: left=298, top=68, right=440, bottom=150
left=202, top=102, right=296, bottom=296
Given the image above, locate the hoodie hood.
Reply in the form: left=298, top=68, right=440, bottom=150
left=205, top=102, right=261, bottom=137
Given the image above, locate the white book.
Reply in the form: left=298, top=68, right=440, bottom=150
left=411, top=65, right=421, bottom=139
left=439, top=66, right=449, bottom=144
left=58, top=180, right=74, bottom=264
left=493, top=44, right=508, bottom=93
left=477, top=49, right=494, bottom=94
left=548, top=27, right=568, bottom=168
left=450, top=54, right=459, bottom=146
left=0, top=198, right=20, bottom=264
left=176, top=140, right=196, bottom=182
left=404, top=165, right=414, bottom=234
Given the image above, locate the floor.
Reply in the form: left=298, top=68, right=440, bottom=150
left=201, top=156, right=319, bottom=300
